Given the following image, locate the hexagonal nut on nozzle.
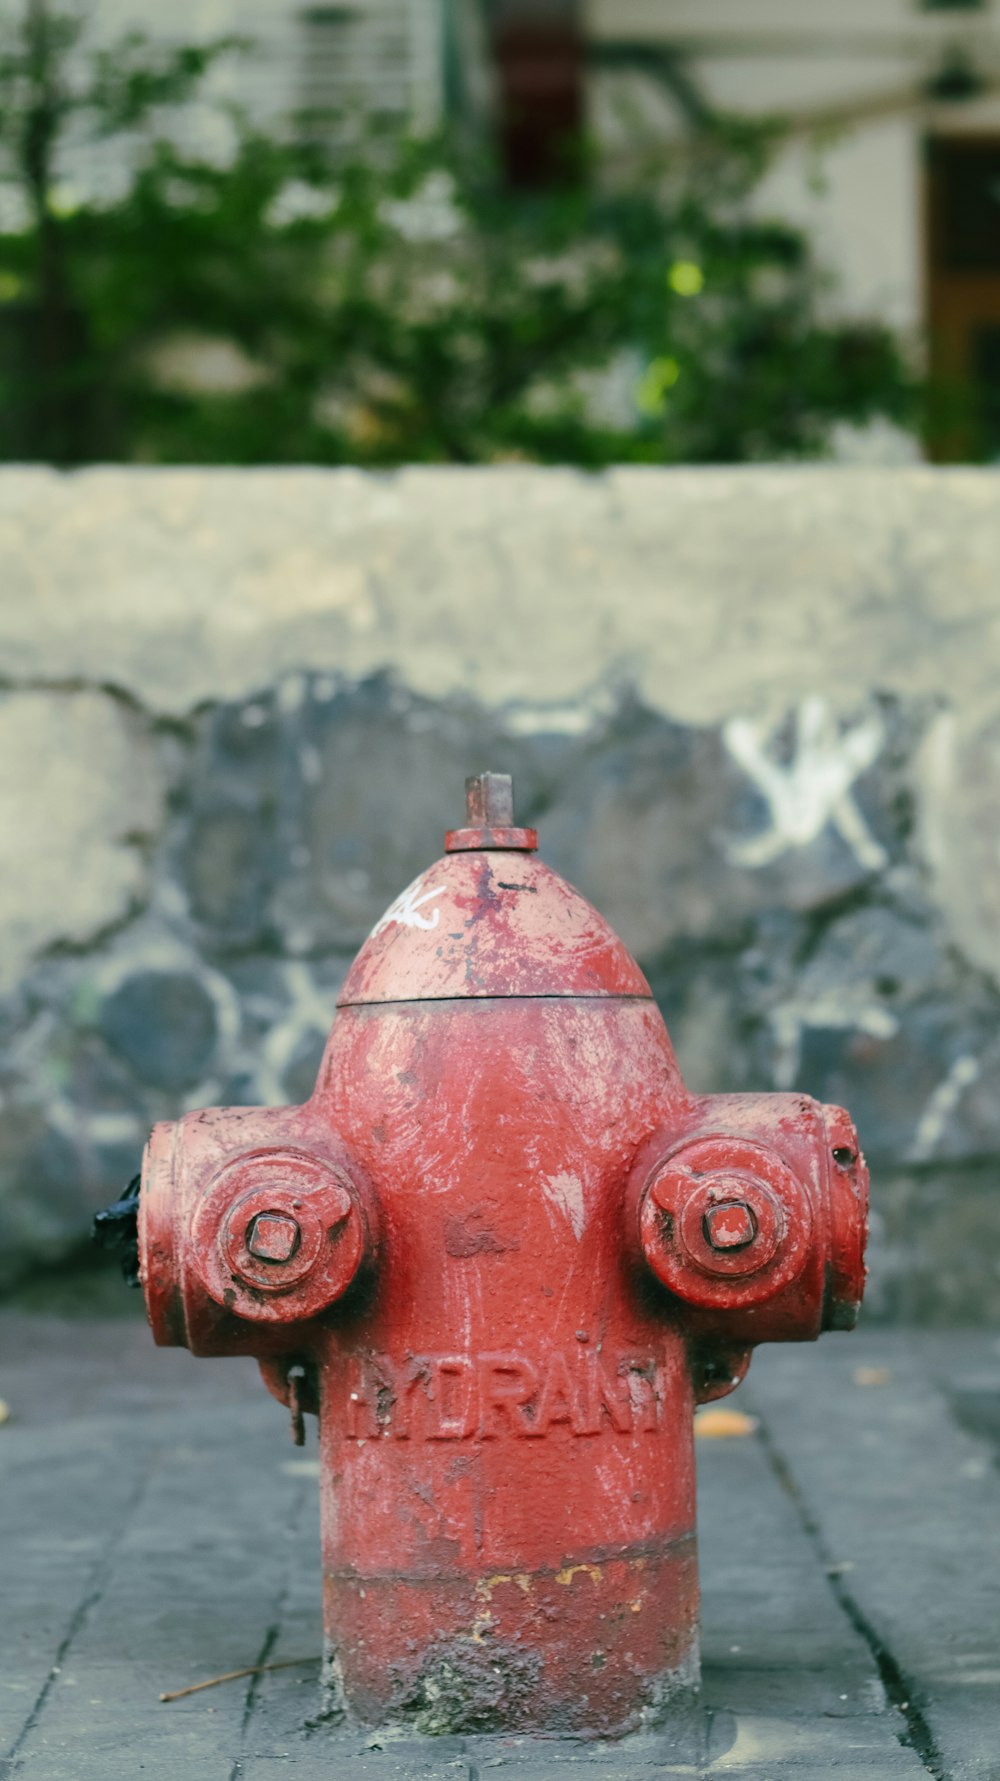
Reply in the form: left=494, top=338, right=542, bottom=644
left=246, top=1210, right=302, bottom=1264
left=191, top=1149, right=366, bottom=1324
left=703, top=1201, right=756, bottom=1252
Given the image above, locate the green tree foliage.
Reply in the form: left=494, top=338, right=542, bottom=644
left=0, top=5, right=916, bottom=465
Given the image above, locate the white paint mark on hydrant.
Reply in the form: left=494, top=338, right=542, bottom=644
left=543, top=1171, right=586, bottom=1240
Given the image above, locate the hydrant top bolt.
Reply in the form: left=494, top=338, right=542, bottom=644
left=246, top=1211, right=301, bottom=1264
left=703, top=1201, right=756, bottom=1251
left=444, top=771, right=538, bottom=855
left=466, top=771, right=514, bottom=826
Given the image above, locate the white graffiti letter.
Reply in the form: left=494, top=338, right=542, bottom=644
left=372, top=880, right=446, bottom=936
left=724, top=697, right=887, bottom=872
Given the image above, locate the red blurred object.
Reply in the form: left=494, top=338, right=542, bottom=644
left=138, top=771, right=868, bottom=1737
left=491, top=2, right=584, bottom=188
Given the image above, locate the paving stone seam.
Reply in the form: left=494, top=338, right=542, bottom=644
left=231, top=1471, right=318, bottom=1779
left=751, top=1407, right=948, bottom=1781
left=2, top=1443, right=158, bottom=1768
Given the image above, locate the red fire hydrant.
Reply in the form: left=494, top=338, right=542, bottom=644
left=137, top=773, right=868, bottom=1738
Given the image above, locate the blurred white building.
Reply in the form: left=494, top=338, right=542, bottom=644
left=80, top=0, right=1000, bottom=453
left=587, top=0, right=1000, bottom=456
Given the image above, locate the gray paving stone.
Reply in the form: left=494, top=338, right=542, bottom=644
left=236, top=1758, right=471, bottom=1780
left=0, top=1417, right=155, bottom=1754
left=460, top=1766, right=697, bottom=1781
left=704, top=1708, right=928, bottom=1772
left=710, top=1717, right=923, bottom=1779
left=697, top=1400, right=879, bottom=1701
left=465, top=1716, right=706, bottom=1769
left=3, top=1404, right=311, bottom=1781
left=745, top=1333, right=1000, bottom=1781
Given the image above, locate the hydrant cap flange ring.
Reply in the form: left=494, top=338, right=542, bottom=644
left=445, top=825, right=538, bottom=852
left=641, top=1137, right=813, bottom=1306
left=191, top=1149, right=364, bottom=1322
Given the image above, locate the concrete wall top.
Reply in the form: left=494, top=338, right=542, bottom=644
left=2, top=466, right=999, bottom=724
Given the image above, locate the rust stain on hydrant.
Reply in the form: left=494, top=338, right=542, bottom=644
left=135, top=772, right=868, bottom=1738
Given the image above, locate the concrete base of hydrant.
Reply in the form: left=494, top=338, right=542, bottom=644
left=2, top=1313, right=998, bottom=1781
left=318, top=1638, right=700, bottom=1741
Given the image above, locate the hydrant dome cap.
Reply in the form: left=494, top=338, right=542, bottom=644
left=337, top=851, right=652, bottom=1004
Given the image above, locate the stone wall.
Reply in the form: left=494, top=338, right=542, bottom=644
left=2, top=466, right=1000, bottom=1321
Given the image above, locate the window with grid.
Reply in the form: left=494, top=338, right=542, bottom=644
left=296, top=1, right=443, bottom=143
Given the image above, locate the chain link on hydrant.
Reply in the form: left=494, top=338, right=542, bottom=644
left=112, top=774, right=868, bottom=1738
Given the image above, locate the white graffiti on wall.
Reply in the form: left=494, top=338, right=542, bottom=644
left=257, top=960, right=339, bottom=1106
left=908, top=1054, right=981, bottom=1163
left=724, top=697, right=887, bottom=872
left=769, top=992, right=899, bottom=1092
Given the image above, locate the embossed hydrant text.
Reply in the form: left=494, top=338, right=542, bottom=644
left=344, top=1350, right=663, bottom=1440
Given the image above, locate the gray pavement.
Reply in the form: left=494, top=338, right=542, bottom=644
left=1, top=1316, right=997, bottom=1780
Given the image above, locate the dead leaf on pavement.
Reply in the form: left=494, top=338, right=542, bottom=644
left=853, top=1366, right=892, bottom=1387
left=695, top=1407, right=758, bottom=1439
